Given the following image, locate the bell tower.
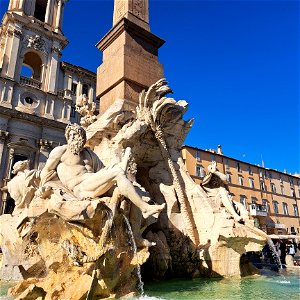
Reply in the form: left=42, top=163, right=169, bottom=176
left=0, top=0, right=68, bottom=110
left=96, top=0, right=165, bottom=113
left=0, top=1, right=98, bottom=215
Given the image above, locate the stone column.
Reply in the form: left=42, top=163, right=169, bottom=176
left=6, top=26, right=22, bottom=79
left=59, top=2, right=65, bottom=29
left=66, top=101, right=71, bottom=120
left=0, top=81, right=13, bottom=108
left=50, top=98, right=55, bottom=116
left=8, top=0, right=18, bottom=10
left=44, top=96, right=54, bottom=119
left=0, top=131, right=9, bottom=200
left=0, top=131, right=9, bottom=172
left=55, top=0, right=62, bottom=30
left=47, top=45, right=61, bottom=93
left=77, top=80, right=83, bottom=98
left=45, top=0, right=54, bottom=24
left=18, top=0, right=25, bottom=10
left=61, top=100, right=66, bottom=119
left=8, top=0, right=13, bottom=10
left=0, top=191, right=9, bottom=215
left=40, top=63, right=47, bottom=90
left=63, top=72, right=72, bottom=99
left=5, top=148, right=14, bottom=180
left=64, top=72, right=72, bottom=90
left=88, top=84, right=94, bottom=103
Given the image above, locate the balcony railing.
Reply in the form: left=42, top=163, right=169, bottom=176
left=20, top=76, right=41, bottom=89
left=249, top=204, right=268, bottom=217
left=266, top=223, right=286, bottom=229
left=274, top=223, right=285, bottom=229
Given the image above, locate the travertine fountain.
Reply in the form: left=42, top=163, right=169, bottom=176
left=0, top=79, right=267, bottom=299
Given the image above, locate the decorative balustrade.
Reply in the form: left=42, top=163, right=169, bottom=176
left=20, top=76, right=41, bottom=89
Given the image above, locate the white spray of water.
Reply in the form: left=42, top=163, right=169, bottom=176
left=267, top=238, right=282, bottom=269
left=123, top=215, right=144, bottom=295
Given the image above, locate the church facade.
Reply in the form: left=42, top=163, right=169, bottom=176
left=0, top=0, right=96, bottom=214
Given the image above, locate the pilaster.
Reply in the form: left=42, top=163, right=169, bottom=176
left=45, top=0, right=54, bottom=24
left=44, top=96, right=54, bottom=119
left=55, top=0, right=63, bottom=32
left=5, top=25, right=22, bottom=79
left=47, top=44, right=62, bottom=93
left=0, top=79, right=14, bottom=108
left=0, top=131, right=9, bottom=177
left=5, top=147, right=14, bottom=180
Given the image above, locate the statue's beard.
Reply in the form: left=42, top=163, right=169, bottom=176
left=68, top=138, right=85, bottom=155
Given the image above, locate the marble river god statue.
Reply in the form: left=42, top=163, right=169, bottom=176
left=0, top=79, right=268, bottom=299
left=40, top=123, right=165, bottom=218
left=201, top=160, right=250, bottom=224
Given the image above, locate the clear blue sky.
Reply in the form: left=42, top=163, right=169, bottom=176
left=0, top=0, right=299, bottom=174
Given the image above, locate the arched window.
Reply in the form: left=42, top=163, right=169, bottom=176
left=34, top=0, right=48, bottom=22
left=21, top=52, right=42, bottom=81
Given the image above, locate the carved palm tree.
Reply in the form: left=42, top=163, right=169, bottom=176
left=136, top=79, right=197, bottom=244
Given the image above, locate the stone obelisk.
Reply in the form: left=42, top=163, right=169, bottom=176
left=96, top=0, right=165, bottom=113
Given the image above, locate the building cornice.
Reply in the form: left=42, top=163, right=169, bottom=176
left=96, top=17, right=165, bottom=52
left=0, top=106, right=67, bottom=130
left=61, top=61, right=96, bottom=79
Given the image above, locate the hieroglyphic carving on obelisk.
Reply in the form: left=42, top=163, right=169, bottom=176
left=113, top=0, right=149, bottom=26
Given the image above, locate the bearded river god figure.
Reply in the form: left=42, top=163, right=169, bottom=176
left=0, top=79, right=268, bottom=299
left=40, top=123, right=165, bottom=219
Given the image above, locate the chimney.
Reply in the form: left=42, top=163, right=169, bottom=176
left=217, top=145, right=223, bottom=155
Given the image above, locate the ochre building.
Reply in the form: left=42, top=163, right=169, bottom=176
left=182, top=145, right=300, bottom=235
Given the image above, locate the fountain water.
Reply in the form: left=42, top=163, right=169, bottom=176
left=265, top=238, right=291, bottom=284
left=266, top=238, right=282, bottom=269
left=123, top=215, right=145, bottom=295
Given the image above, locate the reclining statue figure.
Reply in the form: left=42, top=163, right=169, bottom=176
left=7, top=160, right=40, bottom=215
left=40, top=124, right=165, bottom=219
left=201, top=161, right=249, bottom=223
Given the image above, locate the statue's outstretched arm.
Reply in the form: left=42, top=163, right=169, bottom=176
left=208, top=161, right=227, bottom=182
left=214, top=171, right=228, bottom=183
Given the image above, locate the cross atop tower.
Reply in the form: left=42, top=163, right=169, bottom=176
left=113, top=0, right=149, bottom=30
